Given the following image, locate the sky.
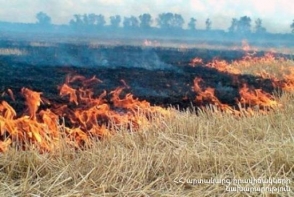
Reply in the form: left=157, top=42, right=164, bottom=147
left=0, top=0, right=293, bottom=33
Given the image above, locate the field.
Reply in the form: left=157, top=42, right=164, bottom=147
left=0, top=40, right=294, bottom=196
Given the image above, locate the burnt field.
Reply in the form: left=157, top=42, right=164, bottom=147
left=0, top=40, right=287, bottom=113
left=1, top=40, right=294, bottom=196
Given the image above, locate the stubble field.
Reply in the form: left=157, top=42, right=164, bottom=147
left=0, top=41, right=293, bottom=196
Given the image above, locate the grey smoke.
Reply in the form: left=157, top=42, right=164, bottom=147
left=3, top=43, right=177, bottom=71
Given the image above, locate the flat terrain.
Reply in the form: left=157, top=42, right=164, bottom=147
left=0, top=41, right=280, bottom=112
left=0, top=40, right=293, bottom=196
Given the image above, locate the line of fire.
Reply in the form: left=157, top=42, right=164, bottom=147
left=0, top=42, right=294, bottom=152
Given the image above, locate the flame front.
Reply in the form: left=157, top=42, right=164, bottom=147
left=1, top=51, right=294, bottom=152
left=0, top=75, right=171, bottom=152
left=190, top=52, right=294, bottom=115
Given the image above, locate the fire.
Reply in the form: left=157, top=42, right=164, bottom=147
left=238, top=84, right=278, bottom=108
left=1, top=48, right=294, bottom=152
left=269, top=67, right=294, bottom=92
left=59, top=83, right=78, bottom=105
left=241, top=40, right=256, bottom=53
left=0, top=75, right=172, bottom=152
left=0, top=138, right=11, bottom=152
left=21, top=87, right=43, bottom=120
left=0, top=101, right=57, bottom=151
left=206, top=59, right=241, bottom=74
left=191, top=51, right=294, bottom=115
left=193, top=77, right=235, bottom=114
left=189, top=57, right=203, bottom=67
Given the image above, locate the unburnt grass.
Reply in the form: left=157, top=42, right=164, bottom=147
left=0, top=91, right=294, bottom=196
left=0, top=43, right=294, bottom=196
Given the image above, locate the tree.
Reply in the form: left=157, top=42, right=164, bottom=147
left=88, top=13, right=97, bottom=25
left=188, top=17, right=197, bottom=30
left=70, top=14, right=83, bottom=27
left=157, top=13, right=184, bottom=29
left=36, top=12, right=51, bottom=25
left=157, top=12, right=173, bottom=29
left=173, top=14, right=184, bottom=29
left=255, top=18, right=266, bottom=34
left=228, top=16, right=252, bottom=34
left=237, top=16, right=251, bottom=34
left=228, top=18, right=238, bottom=33
left=82, top=14, right=90, bottom=26
left=139, top=13, right=152, bottom=29
left=69, top=14, right=105, bottom=28
left=291, top=20, right=294, bottom=33
left=123, top=16, right=139, bottom=29
left=95, top=14, right=106, bottom=27
left=110, top=15, right=121, bottom=28
left=205, top=18, right=212, bottom=31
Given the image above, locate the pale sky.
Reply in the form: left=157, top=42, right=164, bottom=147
left=0, top=0, right=293, bottom=33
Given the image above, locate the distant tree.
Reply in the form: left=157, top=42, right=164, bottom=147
left=237, top=16, right=251, bottom=34
left=139, top=13, right=152, bottom=29
left=188, top=17, right=197, bottom=30
left=228, top=18, right=238, bottom=33
left=173, top=14, right=185, bottom=29
left=157, top=13, right=184, bottom=29
left=88, top=13, right=97, bottom=25
left=110, top=15, right=121, bottom=28
left=95, top=14, right=106, bottom=27
left=87, top=13, right=105, bottom=26
left=82, top=14, right=90, bottom=26
left=255, top=18, right=266, bottom=34
left=123, top=16, right=139, bottom=29
left=157, top=12, right=173, bottom=29
left=69, top=13, right=105, bottom=28
left=36, top=12, right=51, bottom=25
left=291, top=20, right=294, bottom=33
left=205, top=18, right=212, bottom=30
left=70, top=14, right=83, bottom=27
left=123, top=17, right=130, bottom=28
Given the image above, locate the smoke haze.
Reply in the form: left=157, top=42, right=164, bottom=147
left=0, top=0, right=292, bottom=33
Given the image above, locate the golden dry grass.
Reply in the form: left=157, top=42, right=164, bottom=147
left=0, top=48, right=27, bottom=56
left=1, top=55, right=294, bottom=197
left=1, top=92, right=294, bottom=196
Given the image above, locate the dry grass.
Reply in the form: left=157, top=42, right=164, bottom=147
left=1, top=91, right=294, bottom=196
left=0, top=48, right=27, bottom=56
left=1, top=55, right=294, bottom=196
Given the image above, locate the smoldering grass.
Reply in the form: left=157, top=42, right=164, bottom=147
left=0, top=92, right=294, bottom=196
left=1, top=58, right=294, bottom=196
left=0, top=48, right=27, bottom=56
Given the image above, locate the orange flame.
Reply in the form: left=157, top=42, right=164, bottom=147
left=21, top=88, right=43, bottom=120
left=191, top=52, right=294, bottom=115
left=0, top=74, right=173, bottom=152
left=1, top=51, right=294, bottom=152
left=59, top=84, right=78, bottom=105
left=193, top=77, right=234, bottom=113
left=189, top=57, right=203, bottom=67
left=238, top=84, right=278, bottom=108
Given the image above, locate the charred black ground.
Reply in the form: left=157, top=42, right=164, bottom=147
left=0, top=40, right=286, bottom=114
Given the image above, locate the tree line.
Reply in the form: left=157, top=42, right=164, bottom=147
left=33, top=11, right=294, bottom=34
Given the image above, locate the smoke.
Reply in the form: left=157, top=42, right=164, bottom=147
left=0, top=0, right=292, bottom=33
left=0, top=42, right=176, bottom=71
left=0, top=48, right=27, bottom=56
